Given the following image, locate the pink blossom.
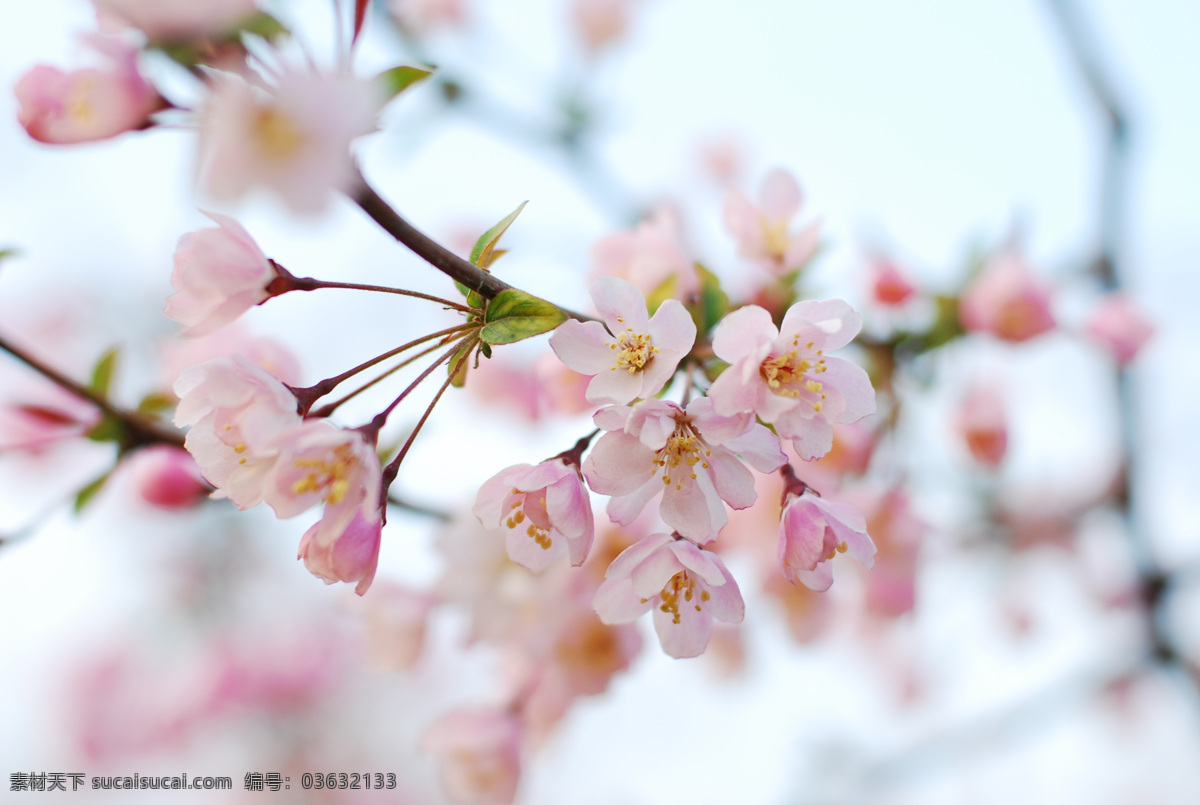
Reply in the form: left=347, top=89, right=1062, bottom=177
left=869, top=258, right=917, bottom=307
left=199, top=69, right=382, bottom=214
left=584, top=397, right=786, bottom=544
left=707, top=300, right=876, bottom=460
left=297, top=508, right=382, bottom=596
left=0, top=400, right=97, bottom=453
left=173, top=356, right=300, bottom=508
left=549, top=276, right=696, bottom=405
left=593, top=533, right=744, bottom=658
left=778, top=484, right=875, bottom=592
left=1083, top=293, right=1154, bottom=365
left=363, top=584, right=435, bottom=671
left=724, top=168, right=820, bottom=274
left=92, top=0, right=258, bottom=40
left=423, top=707, right=523, bottom=805
left=571, top=0, right=633, bottom=54
left=159, top=324, right=302, bottom=390
left=957, top=383, right=1007, bottom=467
left=959, top=253, right=1055, bottom=342
left=14, top=36, right=162, bottom=145
left=590, top=207, right=697, bottom=297
left=266, top=420, right=381, bottom=540
left=126, top=445, right=209, bottom=510
left=164, top=211, right=276, bottom=337
left=389, top=0, right=467, bottom=34
left=474, top=458, right=594, bottom=571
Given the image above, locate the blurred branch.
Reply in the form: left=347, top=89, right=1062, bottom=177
left=0, top=332, right=184, bottom=449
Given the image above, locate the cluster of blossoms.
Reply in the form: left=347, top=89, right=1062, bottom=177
left=472, top=271, right=879, bottom=659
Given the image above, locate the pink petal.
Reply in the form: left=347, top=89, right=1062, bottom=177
left=652, top=605, right=713, bottom=658
left=759, top=168, right=802, bottom=221
left=711, top=305, right=778, bottom=364
left=549, top=319, right=613, bottom=374
left=591, top=276, right=650, bottom=332
left=605, top=532, right=674, bottom=579
left=593, top=577, right=655, bottom=624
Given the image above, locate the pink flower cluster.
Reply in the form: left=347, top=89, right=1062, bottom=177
left=473, top=277, right=877, bottom=659
left=173, top=357, right=382, bottom=594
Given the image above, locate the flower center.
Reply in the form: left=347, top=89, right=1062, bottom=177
left=290, top=444, right=356, bottom=504
left=657, top=570, right=711, bottom=624
left=504, top=490, right=553, bottom=550
left=762, top=218, right=790, bottom=258
left=652, top=423, right=711, bottom=491
left=607, top=317, right=658, bottom=374
left=252, top=105, right=306, bottom=160
left=760, top=336, right=829, bottom=412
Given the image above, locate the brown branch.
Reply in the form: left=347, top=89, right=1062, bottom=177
left=0, top=332, right=184, bottom=449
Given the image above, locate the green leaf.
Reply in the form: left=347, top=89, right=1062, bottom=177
left=74, top=470, right=112, bottom=514
left=377, top=65, right=433, bottom=101
left=85, top=414, right=124, bottom=445
left=447, top=338, right=476, bottom=388
left=136, top=391, right=176, bottom=417
left=480, top=289, right=568, bottom=345
left=470, top=202, right=527, bottom=269
left=644, top=273, right=677, bottom=316
left=89, top=348, right=119, bottom=397
left=0, top=247, right=18, bottom=264
left=691, top=263, right=729, bottom=333
left=237, top=11, right=288, bottom=41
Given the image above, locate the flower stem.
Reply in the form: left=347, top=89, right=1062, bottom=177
left=310, top=338, right=448, bottom=418
left=265, top=263, right=475, bottom=313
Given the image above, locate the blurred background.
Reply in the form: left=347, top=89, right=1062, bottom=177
left=1, top=0, right=1198, bottom=802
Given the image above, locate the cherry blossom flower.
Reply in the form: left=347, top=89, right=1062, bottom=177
left=164, top=211, right=276, bottom=337
left=778, top=478, right=875, bottom=592
left=362, top=584, right=435, bottom=671
left=584, top=397, right=786, bottom=544
left=1083, top=292, right=1154, bottom=365
left=724, top=168, right=820, bottom=274
left=199, top=69, right=382, bottom=214
left=593, top=533, right=744, bottom=658
left=266, top=420, right=381, bottom=540
left=126, top=445, right=209, bottom=510
left=15, top=36, right=162, bottom=145
left=570, top=0, right=634, bottom=54
left=173, top=356, right=300, bottom=509
left=297, top=508, right=382, bottom=596
left=423, top=707, right=523, bottom=805
left=474, top=458, right=594, bottom=571
left=388, top=0, right=467, bottom=35
left=590, top=207, right=697, bottom=297
left=959, top=253, right=1055, bottom=342
left=92, top=0, right=259, bottom=40
left=707, top=300, right=876, bottom=460
left=957, top=382, right=1007, bottom=467
left=549, top=276, right=696, bottom=405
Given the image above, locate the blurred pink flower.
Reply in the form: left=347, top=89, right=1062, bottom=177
left=92, top=0, right=258, bottom=40
left=724, top=168, right=820, bottom=274
left=959, top=253, right=1055, bottom=342
left=957, top=382, right=1007, bottom=467
left=164, top=211, right=276, bottom=337
left=160, top=324, right=302, bottom=389
left=869, top=258, right=917, bottom=307
left=389, top=0, right=467, bottom=34
left=173, top=356, right=300, bottom=508
left=423, top=707, right=523, bottom=805
left=363, top=584, right=435, bottom=671
left=593, top=532, right=744, bottom=658
left=199, top=69, right=381, bottom=214
left=474, top=458, right=594, bottom=571
left=15, top=36, right=162, bottom=145
left=778, top=485, right=875, bottom=592
left=298, top=508, right=382, bottom=595
left=127, top=444, right=209, bottom=510
left=590, top=207, right=697, bottom=297
left=550, top=276, right=695, bottom=405
left=570, top=0, right=633, bottom=54
left=708, top=300, right=875, bottom=460
left=1083, top=292, right=1154, bottom=365
left=585, top=396, right=786, bottom=544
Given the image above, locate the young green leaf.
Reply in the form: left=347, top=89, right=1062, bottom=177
left=89, top=348, right=119, bottom=397
left=74, top=470, right=112, bottom=513
left=377, top=65, right=433, bottom=101
left=480, top=289, right=567, bottom=345
left=693, top=263, right=730, bottom=333
left=470, top=202, right=528, bottom=269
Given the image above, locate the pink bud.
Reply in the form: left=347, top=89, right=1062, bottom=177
left=297, top=510, right=382, bottom=596
left=869, top=259, right=917, bottom=307
left=1083, top=293, right=1154, bottom=365
left=129, top=445, right=210, bottom=510
left=957, top=383, right=1007, bottom=467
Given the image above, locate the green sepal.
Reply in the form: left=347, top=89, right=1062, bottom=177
left=237, top=11, right=288, bottom=41
left=470, top=202, right=527, bottom=269
left=89, top=348, right=119, bottom=397
left=448, top=337, right=477, bottom=388
left=85, top=414, right=124, bottom=445
left=376, top=65, right=433, bottom=102
left=480, top=289, right=567, bottom=345
left=73, top=470, right=112, bottom=514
